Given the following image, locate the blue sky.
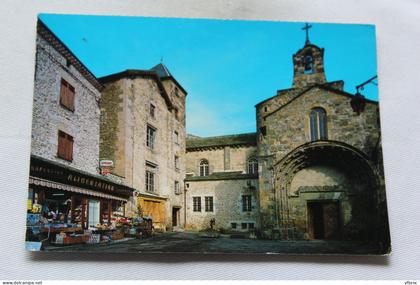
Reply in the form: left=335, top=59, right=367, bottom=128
left=39, top=14, right=378, bottom=137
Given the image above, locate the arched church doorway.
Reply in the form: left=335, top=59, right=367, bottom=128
left=274, top=141, right=378, bottom=241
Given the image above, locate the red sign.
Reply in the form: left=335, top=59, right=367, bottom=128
left=101, top=167, right=112, bottom=175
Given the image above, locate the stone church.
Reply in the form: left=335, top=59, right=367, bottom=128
left=185, top=26, right=389, bottom=245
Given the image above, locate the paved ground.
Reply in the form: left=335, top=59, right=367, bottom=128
left=43, top=231, right=382, bottom=254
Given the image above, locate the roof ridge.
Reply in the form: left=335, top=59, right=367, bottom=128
left=189, top=132, right=256, bottom=140
left=37, top=19, right=103, bottom=91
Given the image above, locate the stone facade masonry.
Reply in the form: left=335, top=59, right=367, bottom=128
left=31, top=35, right=101, bottom=175
left=185, top=179, right=258, bottom=231
left=99, top=74, right=186, bottom=226
left=254, top=42, right=384, bottom=240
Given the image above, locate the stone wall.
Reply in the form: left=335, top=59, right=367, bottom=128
left=185, top=178, right=259, bottom=231
left=258, top=87, right=380, bottom=160
left=186, top=145, right=257, bottom=175
left=256, top=84, right=382, bottom=240
left=31, top=35, right=101, bottom=175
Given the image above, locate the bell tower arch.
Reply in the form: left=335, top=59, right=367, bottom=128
left=292, top=23, right=327, bottom=88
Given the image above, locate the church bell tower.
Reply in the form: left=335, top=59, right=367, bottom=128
left=292, top=23, right=327, bottom=88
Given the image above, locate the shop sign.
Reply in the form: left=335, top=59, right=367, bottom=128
left=29, top=156, right=133, bottom=197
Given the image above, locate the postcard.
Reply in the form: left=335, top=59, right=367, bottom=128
left=25, top=14, right=390, bottom=254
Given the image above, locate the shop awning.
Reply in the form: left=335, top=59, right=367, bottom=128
left=29, top=176, right=127, bottom=202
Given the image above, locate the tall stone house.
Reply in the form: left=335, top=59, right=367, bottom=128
left=29, top=20, right=134, bottom=230
left=98, top=65, right=187, bottom=230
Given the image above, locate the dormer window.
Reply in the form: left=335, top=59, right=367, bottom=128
left=303, top=54, right=314, bottom=74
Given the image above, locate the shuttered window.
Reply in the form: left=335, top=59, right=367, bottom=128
left=57, top=130, right=73, bottom=161
left=60, top=79, right=75, bottom=111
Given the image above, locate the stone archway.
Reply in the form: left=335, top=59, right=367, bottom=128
left=273, top=140, right=378, bottom=241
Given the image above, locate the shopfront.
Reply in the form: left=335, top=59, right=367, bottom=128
left=27, top=155, right=134, bottom=229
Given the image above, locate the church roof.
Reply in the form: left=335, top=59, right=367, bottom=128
left=262, top=83, right=378, bottom=119
left=185, top=171, right=257, bottom=181
left=186, top=132, right=257, bottom=151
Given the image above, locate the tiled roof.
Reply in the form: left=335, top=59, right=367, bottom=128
left=186, top=133, right=257, bottom=150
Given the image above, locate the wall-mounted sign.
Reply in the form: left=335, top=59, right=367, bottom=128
left=100, top=160, right=114, bottom=167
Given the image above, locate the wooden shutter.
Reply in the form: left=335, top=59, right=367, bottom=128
left=57, top=130, right=73, bottom=161
left=60, top=79, right=75, bottom=111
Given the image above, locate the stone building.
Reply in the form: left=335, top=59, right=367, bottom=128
left=185, top=133, right=259, bottom=231
left=99, top=64, right=187, bottom=230
left=32, top=21, right=102, bottom=174
left=185, top=27, right=389, bottom=248
left=28, top=20, right=134, bottom=229
left=254, top=35, right=387, bottom=244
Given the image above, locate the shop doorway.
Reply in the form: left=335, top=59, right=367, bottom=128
left=307, top=201, right=340, bottom=240
left=88, top=200, right=100, bottom=228
left=172, top=207, right=180, bottom=227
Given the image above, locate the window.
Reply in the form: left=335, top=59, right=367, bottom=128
left=248, top=223, right=255, bottom=229
left=242, top=195, right=252, bottom=212
left=310, top=107, right=328, bottom=141
left=241, top=223, right=247, bottom=230
left=174, top=131, right=179, bottom=144
left=303, top=53, right=314, bottom=74
left=247, top=158, right=258, bottom=175
left=199, top=159, right=209, bottom=176
left=60, top=78, right=75, bottom=111
left=174, top=155, right=180, bottom=170
left=57, top=130, right=73, bottom=161
left=149, top=103, right=155, bottom=118
left=205, top=196, right=214, bottom=212
left=174, top=107, right=179, bottom=121
left=231, top=223, right=237, bottom=229
left=174, top=87, right=179, bottom=97
left=193, top=197, right=201, bottom=212
left=174, top=181, right=181, bottom=194
left=146, top=125, right=156, bottom=149
left=145, top=164, right=156, bottom=193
